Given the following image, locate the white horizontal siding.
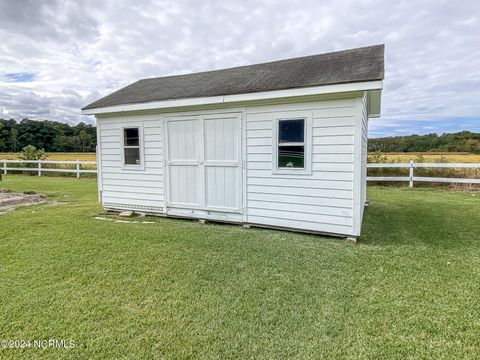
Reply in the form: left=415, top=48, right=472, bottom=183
left=248, top=208, right=352, bottom=226
left=247, top=98, right=355, bottom=114
left=248, top=200, right=353, bottom=217
left=248, top=185, right=353, bottom=199
left=248, top=192, right=352, bottom=208
left=102, top=179, right=163, bottom=188
left=360, top=94, right=368, bottom=222
left=97, top=97, right=363, bottom=236
left=101, top=162, right=163, bottom=170
left=351, top=94, right=368, bottom=236
left=312, top=144, right=354, bottom=154
left=247, top=177, right=353, bottom=190
left=102, top=172, right=163, bottom=181
left=102, top=184, right=164, bottom=195
left=247, top=169, right=353, bottom=181
left=247, top=215, right=353, bottom=235
left=247, top=153, right=354, bottom=163
left=99, top=115, right=165, bottom=212
left=102, top=196, right=163, bottom=209
left=245, top=98, right=358, bottom=235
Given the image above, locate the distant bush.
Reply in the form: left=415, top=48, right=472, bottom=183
left=19, top=145, right=47, bottom=161
left=367, top=152, right=390, bottom=164
left=17, top=145, right=47, bottom=175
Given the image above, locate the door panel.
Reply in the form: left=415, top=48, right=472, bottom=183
left=168, top=119, right=200, bottom=161
left=204, top=117, right=239, bottom=161
left=166, top=114, right=242, bottom=212
left=205, top=166, right=239, bottom=209
left=204, top=115, right=241, bottom=211
left=169, top=165, right=201, bottom=206
left=167, top=119, right=202, bottom=207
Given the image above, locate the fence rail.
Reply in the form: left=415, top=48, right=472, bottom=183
left=1, top=159, right=97, bottom=179
left=1, top=159, right=479, bottom=185
left=367, top=160, right=480, bottom=187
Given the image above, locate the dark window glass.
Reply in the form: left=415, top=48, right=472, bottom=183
left=124, top=128, right=139, bottom=146
left=278, top=119, right=304, bottom=143
left=124, top=148, right=140, bottom=165
left=278, top=145, right=304, bottom=168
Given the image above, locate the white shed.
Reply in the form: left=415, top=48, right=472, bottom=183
left=82, top=44, right=384, bottom=238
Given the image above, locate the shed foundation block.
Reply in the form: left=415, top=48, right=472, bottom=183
left=346, top=237, right=358, bottom=244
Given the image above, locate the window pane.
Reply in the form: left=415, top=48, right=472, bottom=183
left=124, top=128, right=139, bottom=146
left=278, top=145, right=304, bottom=168
left=124, top=147, right=140, bottom=165
left=279, top=119, right=304, bottom=143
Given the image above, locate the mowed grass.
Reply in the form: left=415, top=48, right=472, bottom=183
left=0, top=176, right=479, bottom=359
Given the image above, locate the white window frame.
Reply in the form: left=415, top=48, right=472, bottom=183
left=272, top=113, right=312, bottom=175
left=121, top=124, right=144, bottom=170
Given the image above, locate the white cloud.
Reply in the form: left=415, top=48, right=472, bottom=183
left=0, top=0, right=479, bottom=136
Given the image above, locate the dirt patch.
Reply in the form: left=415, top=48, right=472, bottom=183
left=0, top=189, right=48, bottom=214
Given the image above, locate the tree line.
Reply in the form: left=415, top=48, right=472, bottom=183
left=0, top=118, right=96, bottom=152
left=1, top=118, right=479, bottom=154
left=368, top=131, right=480, bottom=153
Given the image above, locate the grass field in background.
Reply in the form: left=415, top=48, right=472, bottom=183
left=378, top=152, right=480, bottom=163
left=0, top=152, right=97, bottom=161
left=1, top=152, right=479, bottom=163
left=367, top=152, right=480, bottom=184
left=1, top=152, right=478, bottom=183
left=0, top=175, right=479, bottom=358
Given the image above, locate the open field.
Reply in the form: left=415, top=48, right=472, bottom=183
left=2, top=152, right=480, bottom=163
left=1, top=151, right=478, bottom=184
left=378, top=152, right=480, bottom=163
left=0, top=152, right=96, bottom=161
left=367, top=152, right=480, bottom=185
left=0, top=153, right=97, bottom=173
left=0, top=175, right=479, bottom=358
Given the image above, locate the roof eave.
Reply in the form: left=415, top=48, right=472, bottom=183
left=81, top=80, right=383, bottom=115
left=367, top=89, right=382, bottom=118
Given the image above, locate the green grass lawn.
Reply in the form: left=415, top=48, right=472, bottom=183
left=0, top=175, right=479, bottom=359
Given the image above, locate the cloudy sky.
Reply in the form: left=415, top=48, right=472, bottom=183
left=1, top=0, right=479, bottom=137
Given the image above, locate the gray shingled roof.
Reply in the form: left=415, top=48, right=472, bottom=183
left=83, top=44, right=384, bottom=110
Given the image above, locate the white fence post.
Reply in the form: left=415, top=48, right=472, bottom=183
left=409, top=160, right=414, bottom=188
left=0, top=159, right=97, bottom=176
left=367, top=162, right=480, bottom=185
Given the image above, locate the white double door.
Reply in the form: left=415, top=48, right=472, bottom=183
left=166, top=114, right=242, bottom=213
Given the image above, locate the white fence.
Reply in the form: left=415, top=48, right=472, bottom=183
left=367, top=160, right=480, bottom=187
left=1, top=159, right=479, bottom=185
left=1, top=160, right=97, bottom=179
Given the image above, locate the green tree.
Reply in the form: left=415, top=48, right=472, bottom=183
left=0, top=121, right=4, bottom=150
left=369, top=131, right=480, bottom=153
left=10, top=128, right=18, bottom=151
left=79, top=130, right=91, bottom=152
left=0, top=118, right=97, bottom=152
